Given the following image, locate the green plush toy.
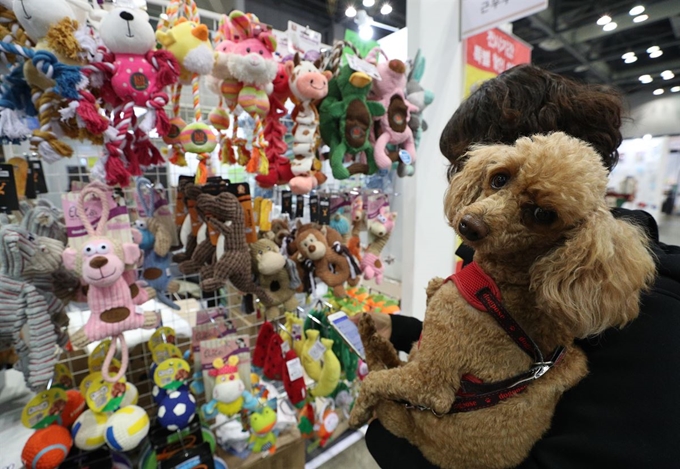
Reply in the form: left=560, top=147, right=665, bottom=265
left=319, top=65, right=385, bottom=180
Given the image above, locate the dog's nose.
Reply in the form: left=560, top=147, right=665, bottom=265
left=458, top=214, right=489, bottom=242
left=308, top=245, right=316, bottom=253
left=89, top=256, right=109, bottom=269
left=119, top=11, right=134, bottom=21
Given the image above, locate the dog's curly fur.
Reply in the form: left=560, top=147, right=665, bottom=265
left=349, top=132, right=656, bottom=469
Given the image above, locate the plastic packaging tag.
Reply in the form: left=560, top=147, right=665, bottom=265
left=308, top=340, right=326, bottom=361
left=21, top=388, right=67, bottom=429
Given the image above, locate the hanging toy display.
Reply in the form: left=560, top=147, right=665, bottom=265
left=91, top=4, right=181, bottom=186
left=366, top=47, right=419, bottom=177
left=62, top=183, right=159, bottom=382
left=286, top=53, right=332, bottom=194
left=156, top=0, right=215, bottom=180
left=134, top=178, right=181, bottom=310
left=255, top=61, right=294, bottom=188
left=319, top=64, right=386, bottom=180
left=223, top=10, right=278, bottom=175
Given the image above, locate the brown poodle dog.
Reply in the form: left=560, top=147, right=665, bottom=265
left=349, top=132, right=656, bottom=469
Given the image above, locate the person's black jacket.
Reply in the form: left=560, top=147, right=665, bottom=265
left=365, top=209, right=680, bottom=469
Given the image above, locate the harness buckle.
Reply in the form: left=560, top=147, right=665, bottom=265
left=532, top=362, right=553, bottom=380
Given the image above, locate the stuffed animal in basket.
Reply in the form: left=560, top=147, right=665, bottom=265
left=349, top=132, right=656, bottom=469
left=319, top=64, right=385, bottom=180
left=250, top=238, right=301, bottom=318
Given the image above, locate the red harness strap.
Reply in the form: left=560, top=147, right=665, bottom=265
left=403, top=262, right=566, bottom=415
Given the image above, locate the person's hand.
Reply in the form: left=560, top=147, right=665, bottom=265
left=350, top=312, right=392, bottom=340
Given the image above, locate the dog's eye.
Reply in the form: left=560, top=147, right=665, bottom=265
left=490, top=173, right=510, bottom=189
left=533, top=207, right=557, bottom=225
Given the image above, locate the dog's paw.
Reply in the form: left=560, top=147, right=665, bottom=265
left=348, top=397, right=373, bottom=429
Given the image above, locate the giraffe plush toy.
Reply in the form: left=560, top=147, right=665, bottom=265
left=361, top=206, right=396, bottom=285
left=286, top=54, right=331, bottom=195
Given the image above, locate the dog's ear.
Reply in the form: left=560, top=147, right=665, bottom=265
left=530, top=208, right=656, bottom=338
left=443, top=149, right=492, bottom=225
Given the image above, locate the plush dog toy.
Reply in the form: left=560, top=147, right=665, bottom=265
left=286, top=54, right=331, bottom=194
left=250, top=238, right=300, bottom=318
left=63, top=184, right=158, bottom=382
left=319, top=64, right=385, bottom=180
left=366, top=48, right=419, bottom=172
left=361, top=206, right=396, bottom=285
left=194, top=192, right=272, bottom=303
left=0, top=225, right=63, bottom=390
left=349, top=133, right=656, bottom=469
left=295, top=226, right=361, bottom=298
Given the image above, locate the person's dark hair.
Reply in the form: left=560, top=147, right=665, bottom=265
left=440, top=64, right=624, bottom=178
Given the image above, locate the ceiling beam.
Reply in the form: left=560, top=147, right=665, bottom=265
left=611, top=58, right=680, bottom=83
left=565, top=0, right=680, bottom=44
left=529, top=15, right=612, bottom=84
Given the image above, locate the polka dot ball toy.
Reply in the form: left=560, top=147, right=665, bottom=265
left=22, top=425, right=73, bottom=469
left=105, top=405, right=150, bottom=451
left=157, top=389, right=196, bottom=431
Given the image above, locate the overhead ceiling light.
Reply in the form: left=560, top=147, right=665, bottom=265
left=622, top=52, right=636, bottom=59
left=639, top=74, right=653, bottom=83
left=629, top=5, right=645, bottom=15
left=650, top=49, right=663, bottom=58
left=345, top=5, right=357, bottom=17
left=380, top=3, right=392, bottom=14
left=653, top=88, right=664, bottom=95
left=603, top=22, right=618, bottom=31
left=363, top=0, right=375, bottom=6
left=647, top=45, right=660, bottom=53
left=574, top=64, right=590, bottom=72
left=624, top=56, right=638, bottom=63
left=643, top=133, right=652, bottom=140
left=661, top=70, right=675, bottom=80
left=597, top=15, right=612, bottom=26
left=671, top=86, right=680, bottom=93
left=633, top=14, right=648, bottom=23
left=359, top=23, right=374, bottom=40
left=538, top=38, right=563, bottom=51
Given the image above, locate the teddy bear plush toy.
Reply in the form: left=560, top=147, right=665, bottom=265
left=250, top=238, right=301, bottom=318
left=294, top=225, right=361, bottom=298
left=319, top=64, right=385, bottom=180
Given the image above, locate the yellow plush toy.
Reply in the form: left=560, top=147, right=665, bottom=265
left=301, top=330, right=322, bottom=381
left=156, top=18, right=214, bottom=84
left=281, top=312, right=305, bottom=355
left=311, top=338, right=341, bottom=397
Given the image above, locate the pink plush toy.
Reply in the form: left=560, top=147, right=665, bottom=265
left=286, top=54, right=331, bottom=195
left=366, top=48, right=419, bottom=171
left=62, top=183, right=158, bottom=382
left=360, top=206, right=396, bottom=285
left=224, top=10, right=278, bottom=174
left=93, top=6, right=180, bottom=186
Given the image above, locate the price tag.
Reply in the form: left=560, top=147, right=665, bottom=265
left=21, top=388, right=67, bottom=429
left=291, top=324, right=303, bottom=341
left=346, top=54, right=382, bottom=81
left=281, top=340, right=290, bottom=354
left=308, top=340, right=326, bottom=362
left=399, top=149, right=412, bottom=165
left=286, top=358, right=304, bottom=381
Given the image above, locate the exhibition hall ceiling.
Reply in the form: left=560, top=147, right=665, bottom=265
left=512, top=0, right=680, bottom=95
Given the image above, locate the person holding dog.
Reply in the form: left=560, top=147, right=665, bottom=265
left=357, top=64, right=680, bottom=469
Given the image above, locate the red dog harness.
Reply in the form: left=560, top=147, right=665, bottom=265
left=404, top=262, right=566, bottom=415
